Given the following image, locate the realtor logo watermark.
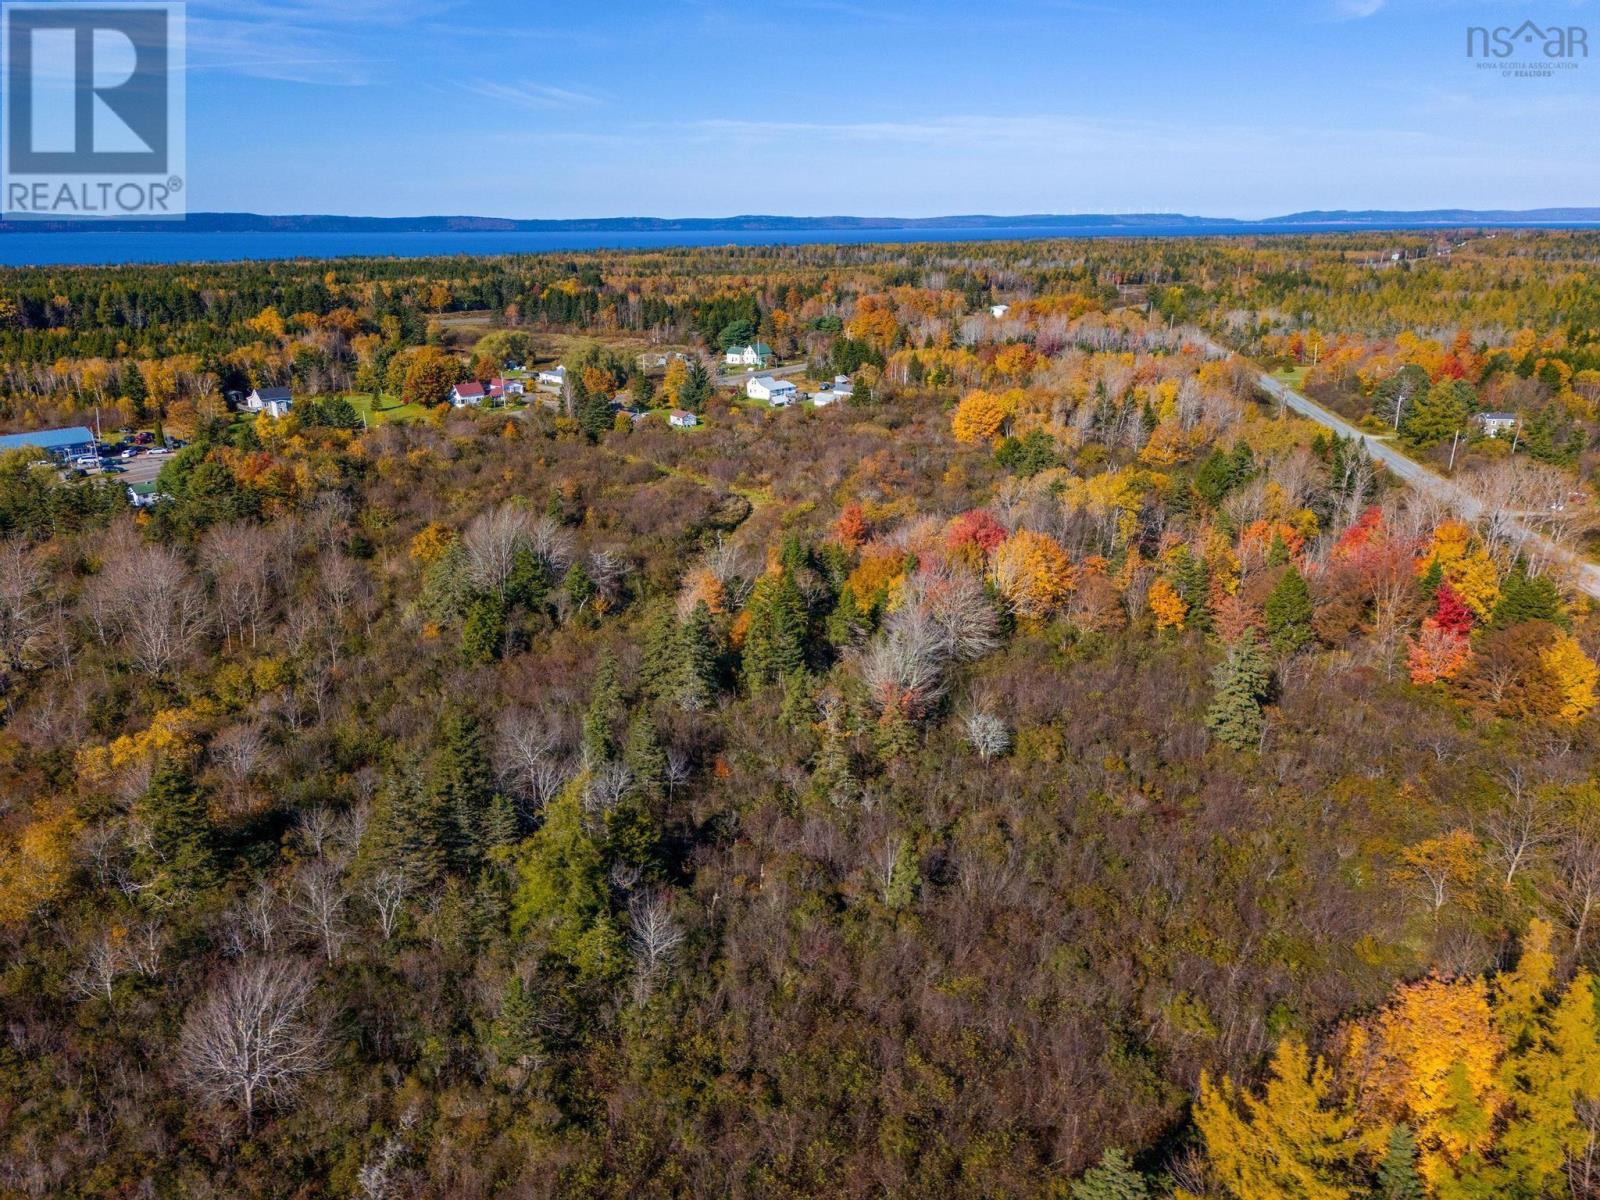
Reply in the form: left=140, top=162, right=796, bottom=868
left=1467, top=20, right=1588, bottom=78
left=1, top=2, right=185, bottom=219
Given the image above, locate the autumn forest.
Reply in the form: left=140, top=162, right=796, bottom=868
left=2, top=230, right=1600, bottom=1199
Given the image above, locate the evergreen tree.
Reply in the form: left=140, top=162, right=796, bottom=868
left=1403, top=379, right=1473, bottom=448
left=504, top=545, right=548, bottom=611
left=122, top=361, right=148, bottom=421
left=432, top=712, right=495, bottom=873
left=622, top=712, right=665, bottom=801
left=811, top=706, right=857, bottom=807
left=483, top=791, right=521, bottom=852
left=461, top=593, right=506, bottom=664
left=491, top=974, right=543, bottom=1067
left=1264, top=566, right=1314, bottom=654
left=1373, top=363, right=1431, bottom=431
left=1266, top=530, right=1290, bottom=568
left=1070, top=1148, right=1150, bottom=1200
left=511, top=782, right=622, bottom=983
left=368, top=758, right=448, bottom=888
left=1491, top=569, right=1564, bottom=629
left=680, top=600, right=719, bottom=710
left=577, top=387, right=613, bottom=441
left=134, top=759, right=216, bottom=904
left=1205, top=631, right=1272, bottom=750
left=826, top=584, right=866, bottom=650
left=582, top=651, right=623, bottom=765
left=680, top=357, right=712, bottom=411
left=1375, top=1125, right=1425, bottom=1200
left=639, top=603, right=684, bottom=702
left=563, top=561, right=596, bottom=614
left=742, top=567, right=807, bottom=690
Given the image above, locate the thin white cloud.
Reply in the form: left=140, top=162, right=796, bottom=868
left=1331, top=0, right=1385, bottom=19
left=458, top=81, right=604, bottom=111
left=187, top=17, right=376, bottom=85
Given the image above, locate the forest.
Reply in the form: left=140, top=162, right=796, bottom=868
left=1, top=232, right=1599, bottom=1199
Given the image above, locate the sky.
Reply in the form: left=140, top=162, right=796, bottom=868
left=179, top=0, right=1600, bottom=218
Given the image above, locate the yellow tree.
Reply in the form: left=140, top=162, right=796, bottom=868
left=1540, top=633, right=1598, bottom=723
left=1148, top=576, right=1187, bottom=632
left=1371, top=975, right=1502, bottom=1186
left=1489, top=921, right=1600, bottom=1197
left=1192, top=1037, right=1379, bottom=1200
left=951, top=388, right=1014, bottom=444
left=990, top=529, right=1074, bottom=619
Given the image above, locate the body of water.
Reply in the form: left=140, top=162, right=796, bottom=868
left=1, top=221, right=1596, bottom=267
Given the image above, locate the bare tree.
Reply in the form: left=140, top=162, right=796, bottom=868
left=583, top=761, right=634, bottom=822
left=89, top=534, right=211, bottom=675
left=68, top=932, right=130, bottom=1006
left=627, top=890, right=684, bottom=1002
left=200, top=521, right=290, bottom=648
left=296, top=808, right=339, bottom=859
left=463, top=502, right=533, bottom=599
left=963, top=709, right=1011, bottom=761
left=177, top=957, right=328, bottom=1128
left=292, top=861, right=350, bottom=963
left=663, top=748, right=693, bottom=797
left=493, top=708, right=571, bottom=810
left=1482, top=768, right=1555, bottom=888
left=0, top=538, right=47, bottom=671
left=361, top=868, right=411, bottom=941
left=1553, top=829, right=1600, bottom=957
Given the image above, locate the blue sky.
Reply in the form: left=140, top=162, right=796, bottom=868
left=182, top=0, right=1600, bottom=217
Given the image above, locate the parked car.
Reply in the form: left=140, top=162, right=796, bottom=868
left=133, top=431, right=154, bottom=445
left=147, top=446, right=172, bottom=456
left=120, top=446, right=140, bottom=459
left=71, top=454, right=99, bottom=469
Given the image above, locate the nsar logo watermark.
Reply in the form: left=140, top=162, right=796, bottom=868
left=1467, top=19, right=1588, bottom=79
left=2, top=2, right=185, bottom=219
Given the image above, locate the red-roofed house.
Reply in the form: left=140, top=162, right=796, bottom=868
left=450, top=381, right=486, bottom=407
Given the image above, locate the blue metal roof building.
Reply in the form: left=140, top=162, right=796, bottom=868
left=0, top=426, right=97, bottom=460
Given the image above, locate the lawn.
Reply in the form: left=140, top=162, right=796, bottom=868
left=346, top=393, right=433, bottom=425
left=1272, top=365, right=1309, bottom=391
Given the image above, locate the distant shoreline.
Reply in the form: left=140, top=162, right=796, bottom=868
left=4, top=207, right=1600, bottom=236
left=3, top=219, right=1599, bottom=269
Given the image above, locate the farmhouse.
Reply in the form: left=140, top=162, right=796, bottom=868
left=451, top=381, right=487, bottom=407
left=244, top=386, right=295, bottom=419
left=487, top=377, right=525, bottom=401
left=1476, top=411, right=1519, bottom=438
left=0, top=425, right=97, bottom=462
left=535, top=366, right=567, bottom=391
left=669, top=410, right=699, bottom=428
left=746, top=375, right=798, bottom=405
left=724, top=343, right=774, bottom=368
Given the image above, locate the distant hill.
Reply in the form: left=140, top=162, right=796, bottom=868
left=3, top=208, right=1600, bottom=234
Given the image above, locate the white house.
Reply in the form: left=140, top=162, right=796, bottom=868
left=990, top=304, right=1011, bottom=319
left=812, top=375, right=854, bottom=407
left=487, top=377, right=525, bottom=401
left=1476, top=411, right=1519, bottom=438
left=244, top=386, right=294, bottom=418
left=451, top=381, right=487, bottom=407
left=746, top=375, right=798, bottom=405
left=535, top=365, right=567, bottom=392
left=669, top=409, right=699, bottom=428
left=724, top=343, right=773, bottom=368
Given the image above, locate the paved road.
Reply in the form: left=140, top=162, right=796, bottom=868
left=1189, top=333, right=1600, bottom=600
left=715, top=362, right=808, bottom=388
